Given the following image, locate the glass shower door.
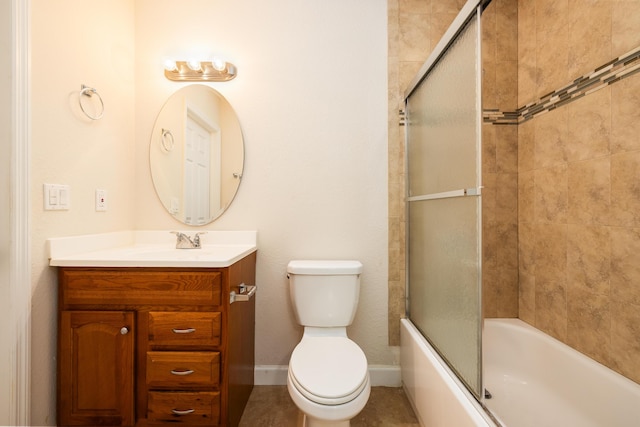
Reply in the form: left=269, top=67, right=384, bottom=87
left=405, top=11, right=483, bottom=398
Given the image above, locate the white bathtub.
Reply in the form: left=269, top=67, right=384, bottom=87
left=400, top=318, right=495, bottom=427
left=484, top=318, right=640, bottom=427
left=401, top=318, right=640, bottom=427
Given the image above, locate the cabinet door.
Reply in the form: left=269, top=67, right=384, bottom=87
left=58, top=311, right=135, bottom=426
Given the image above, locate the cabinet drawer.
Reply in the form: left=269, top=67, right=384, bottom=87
left=147, top=351, right=220, bottom=388
left=147, top=391, right=220, bottom=425
left=60, top=269, right=222, bottom=307
left=148, top=312, right=221, bottom=347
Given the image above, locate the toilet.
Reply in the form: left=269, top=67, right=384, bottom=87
left=286, top=260, right=371, bottom=427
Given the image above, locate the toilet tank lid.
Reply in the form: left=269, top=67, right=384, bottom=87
left=287, top=260, right=363, bottom=275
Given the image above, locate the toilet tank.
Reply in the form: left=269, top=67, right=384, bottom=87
left=287, top=260, right=363, bottom=327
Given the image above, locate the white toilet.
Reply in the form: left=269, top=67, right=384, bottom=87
left=286, top=260, right=371, bottom=427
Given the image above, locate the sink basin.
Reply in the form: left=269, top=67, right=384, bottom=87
left=48, top=231, right=257, bottom=268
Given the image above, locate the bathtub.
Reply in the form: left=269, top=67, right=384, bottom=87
left=484, top=318, right=640, bottom=427
left=400, top=318, right=495, bottom=426
left=401, top=318, right=640, bottom=427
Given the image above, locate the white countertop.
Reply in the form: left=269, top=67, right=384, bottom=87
left=48, top=230, right=257, bottom=268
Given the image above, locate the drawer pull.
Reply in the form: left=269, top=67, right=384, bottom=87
left=171, top=328, right=196, bottom=334
left=171, top=408, right=195, bottom=416
left=170, top=369, right=195, bottom=376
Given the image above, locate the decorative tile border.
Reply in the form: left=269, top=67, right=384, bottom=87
left=484, top=45, right=640, bottom=125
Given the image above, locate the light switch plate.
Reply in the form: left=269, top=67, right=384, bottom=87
left=44, top=184, right=70, bottom=210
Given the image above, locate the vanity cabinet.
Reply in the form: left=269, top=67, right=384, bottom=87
left=57, top=252, right=256, bottom=427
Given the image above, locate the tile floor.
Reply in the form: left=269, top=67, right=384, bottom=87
left=238, top=386, right=421, bottom=426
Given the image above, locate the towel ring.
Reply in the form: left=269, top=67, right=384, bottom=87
left=161, top=128, right=175, bottom=152
left=79, top=84, right=104, bottom=120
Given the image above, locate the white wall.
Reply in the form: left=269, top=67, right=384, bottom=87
left=134, top=0, right=391, bottom=367
left=27, top=0, right=389, bottom=424
left=30, top=1, right=136, bottom=424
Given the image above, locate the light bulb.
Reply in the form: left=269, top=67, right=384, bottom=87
left=163, top=59, right=177, bottom=71
left=187, top=59, right=202, bottom=71
left=212, top=57, right=227, bottom=72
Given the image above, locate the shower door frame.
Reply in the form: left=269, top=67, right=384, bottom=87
left=403, top=0, right=490, bottom=401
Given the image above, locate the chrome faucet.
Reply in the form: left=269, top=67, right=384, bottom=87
left=171, top=231, right=206, bottom=249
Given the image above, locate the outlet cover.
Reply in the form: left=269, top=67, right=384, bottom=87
left=95, top=189, right=107, bottom=211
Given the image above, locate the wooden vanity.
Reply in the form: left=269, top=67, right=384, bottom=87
left=56, top=251, right=256, bottom=426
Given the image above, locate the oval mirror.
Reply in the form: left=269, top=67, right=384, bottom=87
left=150, top=84, right=244, bottom=225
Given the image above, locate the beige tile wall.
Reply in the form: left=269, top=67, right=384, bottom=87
left=482, top=0, right=519, bottom=318
left=517, top=0, right=640, bottom=384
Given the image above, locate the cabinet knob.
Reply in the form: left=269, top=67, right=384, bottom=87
left=120, top=326, right=129, bottom=335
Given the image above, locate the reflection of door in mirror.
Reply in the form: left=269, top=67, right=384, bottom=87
left=184, top=109, right=221, bottom=225
left=150, top=84, right=244, bottom=225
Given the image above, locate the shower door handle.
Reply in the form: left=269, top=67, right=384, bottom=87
left=407, top=187, right=482, bottom=202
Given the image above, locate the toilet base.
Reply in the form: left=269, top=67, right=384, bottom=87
left=297, top=411, right=350, bottom=427
left=287, top=367, right=370, bottom=427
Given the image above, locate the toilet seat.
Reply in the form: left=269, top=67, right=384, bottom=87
left=289, top=336, right=368, bottom=405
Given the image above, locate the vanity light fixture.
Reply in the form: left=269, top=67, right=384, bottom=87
left=212, top=57, right=226, bottom=71
left=163, top=59, right=178, bottom=72
left=186, top=59, right=202, bottom=71
left=163, top=57, right=237, bottom=82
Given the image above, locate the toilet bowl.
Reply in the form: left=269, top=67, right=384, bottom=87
left=287, top=332, right=371, bottom=427
left=286, top=260, right=371, bottom=427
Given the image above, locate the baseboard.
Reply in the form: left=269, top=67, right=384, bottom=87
left=254, top=364, right=401, bottom=387
left=254, top=365, right=288, bottom=385
left=368, top=365, right=402, bottom=387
